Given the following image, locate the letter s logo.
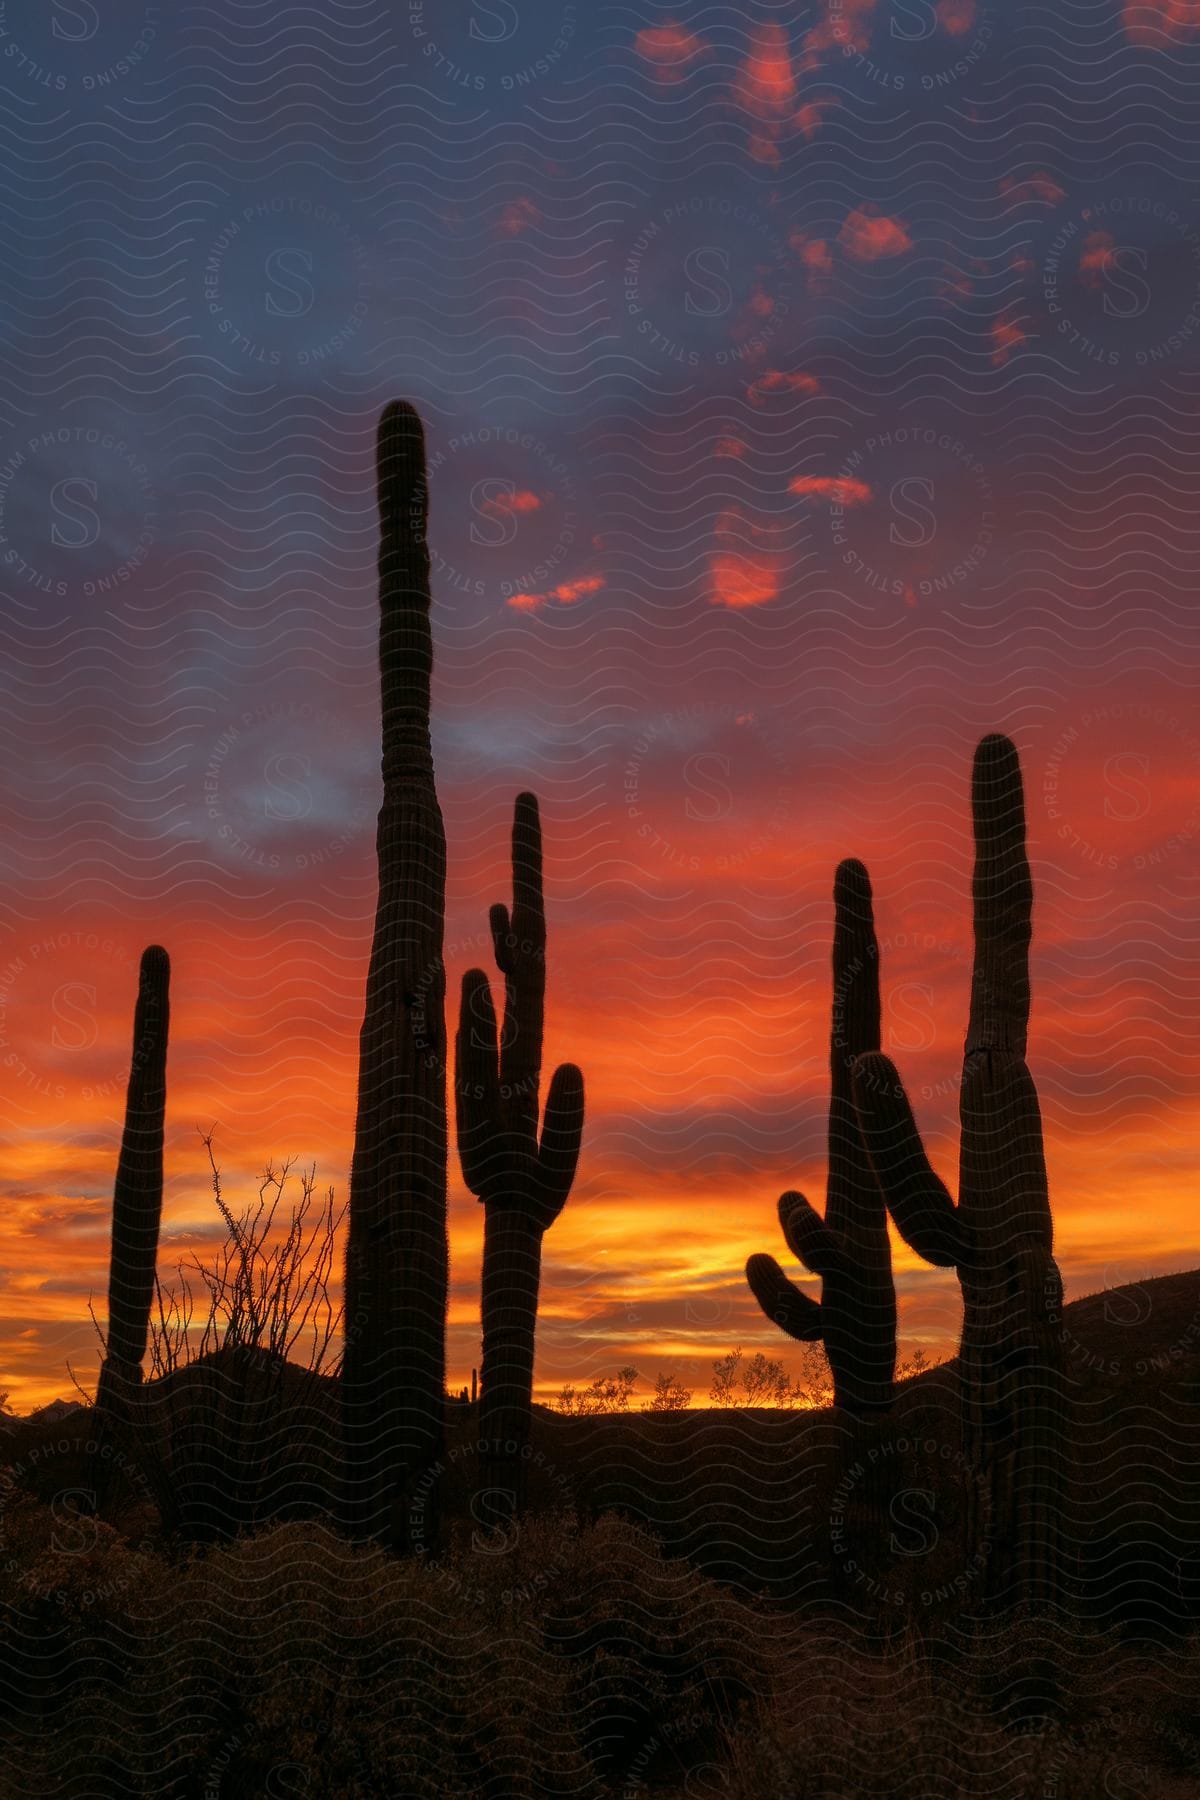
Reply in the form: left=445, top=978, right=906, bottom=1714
left=264, top=248, right=315, bottom=319
left=51, top=1488, right=99, bottom=1555
left=889, top=477, right=937, bottom=549
left=470, top=0, right=520, bottom=43
left=1102, top=247, right=1151, bottom=321
left=889, top=1487, right=938, bottom=1557
left=888, top=983, right=936, bottom=1054
left=890, top=0, right=938, bottom=43
left=683, top=752, right=732, bottom=823
left=684, top=247, right=733, bottom=318
left=53, top=1, right=100, bottom=42
left=51, top=982, right=98, bottom=1052
left=1103, top=752, right=1151, bottom=823
left=470, top=479, right=520, bottom=547
left=265, top=1765, right=312, bottom=1798
left=262, top=752, right=313, bottom=823
left=50, top=478, right=101, bottom=551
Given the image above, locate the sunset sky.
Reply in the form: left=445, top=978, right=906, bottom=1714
left=2, top=0, right=1199, bottom=1408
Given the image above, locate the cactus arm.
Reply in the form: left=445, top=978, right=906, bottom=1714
left=455, top=969, right=503, bottom=1202
left=533, top=1061, right=584, bottom=1231
left=778, top=1191, right=846, bottom=1280
left=746, top=1254, right=824, bottom=1342
left=851, top=1051, right=964, bottom=1267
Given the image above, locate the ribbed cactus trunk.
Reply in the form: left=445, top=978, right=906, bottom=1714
left=854, top=735, right=1065, bottom=1622
left=959, top=735, right=1064, bottom=1616
left=745, top=859, right=897, bottom=1415
left=456, top=794, right=583, bottom=1522
left=343, top=402, right=449, bottom=1552
left=96, top=945, right=170, bottom=1418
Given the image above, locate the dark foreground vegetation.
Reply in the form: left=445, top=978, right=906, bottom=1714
left=1, top=1269, right=1198, bottom=1797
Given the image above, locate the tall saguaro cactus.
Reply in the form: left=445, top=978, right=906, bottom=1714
left=343, top=402, right=449, bottom=1551
left=853, top=734, right=1064, bottom=1613
left=745, top=859, right=896, bottom=1415
left=456, top=792, right=584, bottom=1520
left=96, top=944, right=170, bottom=1417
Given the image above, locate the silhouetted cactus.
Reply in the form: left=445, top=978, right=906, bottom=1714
left=745, top=860, right=896, bottom=1415
left=456, top=792, right=584, bottom=1519
left=96, top=944, right=170, bottom=1419
left=853, top=734, right=1064, bottom=1616
left=343, top=402, right=449, bottom=1551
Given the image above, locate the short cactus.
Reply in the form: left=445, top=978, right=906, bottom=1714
left=96, top=945, right=170, bottom=1417
left=745, top=859, right=896, bottom=1415
left=456, top=792, right=584, bottom=1518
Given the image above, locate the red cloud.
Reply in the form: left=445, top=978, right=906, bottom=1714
left=1078, top=231, right=1117, bottom=287
left=714, top=436, right=748, bottom=459
left=708, top=509, right=785, bottom=609
left=635, top=21, right=709, bottom=79
left=839, top=209, right=914, bottom=262
left=507, top=574, right=603, bottom=611
left=1000, top=172, right=1067, bottom=206
left=788, top=476, right=872, bottom=504
left=1122, top=1, right=1200, bottom=43
left=734, top=22, right=796, bottom=113
left=936, top=0, right=977, bottom=32
left=991, top=312, right=1028, bottom=365
left=747, top=370, right=821, bottom=406
left=496, top=198, right=541, bottom=237
left=481, top=488, right=542, bottom=519
left=802, top=0, right=876, bottom=62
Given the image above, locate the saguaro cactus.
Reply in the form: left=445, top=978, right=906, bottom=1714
left=853, top=734, right=1064, bottom=1614
left=745, top=859, right=896, bottom=1415
left=456, top=792, right=584, bottom=1519
left=343, top=402, right=449, bottom=1551
left=95, top=944, right=170, bottom=1417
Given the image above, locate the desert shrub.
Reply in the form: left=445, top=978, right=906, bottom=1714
left=0, top=1509, right=781, bottom=1798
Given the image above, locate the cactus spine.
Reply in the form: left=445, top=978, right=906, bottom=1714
left=456, top=793, right=584, bottom=1519
left=746, top=859, right=897, bottom=1415
left=95, top=944, right=170, bottom=1418
left=853, top=734, right=1064, bottom=1613
left=343, top=402, right=449, bottom=1550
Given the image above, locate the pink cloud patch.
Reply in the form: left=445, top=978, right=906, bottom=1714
left=991, top=312, right=1028, bottom=365
left=1000, top=172, right=1067, bottom=206
left=507, top=575, right=604, bottom=611
left=1122, top=1, right=1200, bottom=43
left=788, top=476, right=872, bottom=504
left=747, top=370, right=821, bottom=406
left=634, top=21, right=709, bottom=78
left=480, top=488, right=542, bottom=519
left=496, top=198, right=541, bottom=237
left=839, top=209, right=914, bottom=262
